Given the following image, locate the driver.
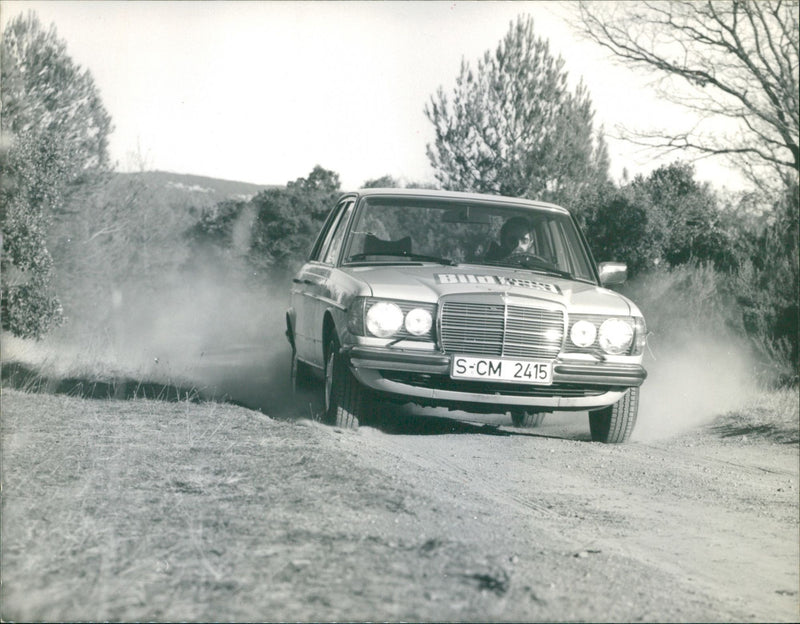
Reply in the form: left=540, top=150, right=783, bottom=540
left=485, top=216, right=532, bottom=261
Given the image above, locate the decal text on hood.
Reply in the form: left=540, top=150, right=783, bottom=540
left=435, top=273, right=560, bottom=294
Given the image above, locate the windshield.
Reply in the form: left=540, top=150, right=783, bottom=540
left=342, top=197, right=596, bottom=281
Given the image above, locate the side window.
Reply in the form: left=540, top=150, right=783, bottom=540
left=309, top=199, right=349, bottom=262
left=322, top=200, right=355, bottom=265
left=552, top=220, right=593, bottom=280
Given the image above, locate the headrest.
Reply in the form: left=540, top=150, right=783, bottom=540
left=363, top=234, right=412, bottom=256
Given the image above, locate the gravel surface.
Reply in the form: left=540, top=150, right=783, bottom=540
left=2, top=388, right=797, bottom=622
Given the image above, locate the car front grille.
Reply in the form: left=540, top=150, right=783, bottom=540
left=439, top=300, right=565, bottom=359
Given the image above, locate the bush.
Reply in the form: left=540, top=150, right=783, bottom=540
left=583, top=186, right=666, bottom=275
left=1, top=279, right=64, bottom=339
left=583, top=162, right=735, bottom=278
left=729, top=183, right=799, bottom=385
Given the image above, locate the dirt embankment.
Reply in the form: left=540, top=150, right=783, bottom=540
left=2, top=388, right=798, bottom=622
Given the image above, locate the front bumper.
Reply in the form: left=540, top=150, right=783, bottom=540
left=343, top=345, right=646, bottom=411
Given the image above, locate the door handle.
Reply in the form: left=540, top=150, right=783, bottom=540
left=292, top=278, right=313, bottom=285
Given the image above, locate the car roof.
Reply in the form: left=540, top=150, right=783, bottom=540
left=349, top=188, right=570, bottom=214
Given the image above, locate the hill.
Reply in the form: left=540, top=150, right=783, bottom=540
left=116, top=170, right=281, bottom=204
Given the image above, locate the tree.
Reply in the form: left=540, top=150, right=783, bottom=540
left=577, top=0, right=799, bottom=191
left=584, top=162, right=734, bottom=276
left=248, top=166, right=341, bottom=277
left=2, top=12, right=112, bottom=189
left=425, top=15, right=609, bottom=205
left=362, top=175, right=401, bottom=189
left=1, top=12, right=112, bottom=338
left=634, top=162, right=732, bottom=268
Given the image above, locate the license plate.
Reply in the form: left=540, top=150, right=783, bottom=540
left=451, top=355, right=553, bottom=385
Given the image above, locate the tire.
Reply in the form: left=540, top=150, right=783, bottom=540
left=511, top=411, right=548, bottom=427
left=589, top=387, right=639, bottom=443
left=323, top=337, right=368, bottom=429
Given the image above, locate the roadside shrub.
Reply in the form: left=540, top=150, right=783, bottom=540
left=728, top=184, right=799, bottom=386
left=584, top=162, right=737, bottom=278
left=622, top=263, right=744, bottom=344
left=0, top=135, right=67, bottom=338
left=1, top=278, right=64, bottom=339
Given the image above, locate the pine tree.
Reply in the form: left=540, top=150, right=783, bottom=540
left=425, top=15, right=609, bottom=205
left=1, top=12, right=112, bottom=338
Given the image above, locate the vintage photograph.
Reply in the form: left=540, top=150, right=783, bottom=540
left=1, top=1, right=798, bottom=621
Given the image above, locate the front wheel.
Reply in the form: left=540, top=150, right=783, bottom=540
left=589, top=387, right=639, bottom=443
left=324, top=338, right=368, bottom=429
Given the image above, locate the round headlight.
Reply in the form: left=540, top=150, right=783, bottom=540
left=599, top=318, right=634, bottom=355
left=404, top=308, right=433, bottom=336
left=366, top=302, right=404, bottom=338
left=570, top=320, right=597, bottom=348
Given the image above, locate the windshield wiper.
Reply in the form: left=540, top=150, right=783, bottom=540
left=528, top=267, right=573, bottom=279
left=346, top=252, right=457, bottom=266
left=481, top=259, right=572, bottom=279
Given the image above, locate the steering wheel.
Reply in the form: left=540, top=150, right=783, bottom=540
left=505, top=251, right=553, bottom=268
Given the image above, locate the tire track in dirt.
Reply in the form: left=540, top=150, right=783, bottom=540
left=645, top=439, right=798, bottom=477
left=334, top=416, right=799, bottom=622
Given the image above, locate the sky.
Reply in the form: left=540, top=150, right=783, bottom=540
left=1, top=0, right=748, bottom=191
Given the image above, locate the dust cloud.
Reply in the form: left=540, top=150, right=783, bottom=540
left=7, top=254, right=759, bottom=433
left=3, top=254, right=299, bottom=415
left=107, top=265, right=296, bottom=414
left=633, top=332, right=757, bottom=441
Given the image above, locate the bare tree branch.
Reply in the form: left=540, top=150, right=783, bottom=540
left=576, top=0, right=799, bottom=191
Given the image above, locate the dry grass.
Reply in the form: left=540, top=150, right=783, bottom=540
left=1, top=331, right=200, bottom=391
left=708, top=387, right=800, bottom=444
left=2, top=391, right=267, bottom=621
left=0, top=390, right=516, bottom=622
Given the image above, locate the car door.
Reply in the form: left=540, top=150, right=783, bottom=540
left=291, top=197, right=354, bottom=365
left=307, top=198, right=356, bottom=365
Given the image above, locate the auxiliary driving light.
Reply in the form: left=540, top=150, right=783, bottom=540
left=404, top=308, right=433, bottom=336
left=570, top=319, right=597, bottom=348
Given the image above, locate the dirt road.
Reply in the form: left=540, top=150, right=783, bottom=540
left=182, top=344, right=800, bottom=621
left=289, top=408, right=794, bottom=622
left=341, top=414, right=798, bottom=621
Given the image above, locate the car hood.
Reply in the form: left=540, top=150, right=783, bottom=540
left=343, top=264, right=640, bottom=316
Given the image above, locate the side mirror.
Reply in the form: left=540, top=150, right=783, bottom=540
left=598, top=262, right=627, bottom=286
